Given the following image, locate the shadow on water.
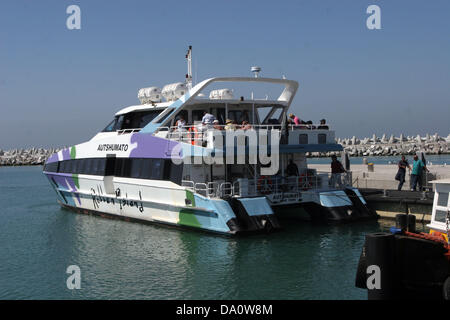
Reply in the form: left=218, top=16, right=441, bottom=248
left=0, top=166, right=388, bottom=299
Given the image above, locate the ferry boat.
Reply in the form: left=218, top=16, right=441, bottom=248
left=43, top=47, right=376, bottom=235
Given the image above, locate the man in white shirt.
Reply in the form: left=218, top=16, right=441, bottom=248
left=202, top=111, right=216, bottom=125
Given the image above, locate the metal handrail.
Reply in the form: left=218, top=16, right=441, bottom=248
left=117, top=128, right=141, bottom=134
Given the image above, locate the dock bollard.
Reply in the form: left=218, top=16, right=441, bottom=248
left=395, top=213, right=416, bottom=233
left=420, top=191, right=427, bottom=200
left=366, top=232, right=396, bottom=300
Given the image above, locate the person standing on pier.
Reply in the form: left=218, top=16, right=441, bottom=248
left=330, top=155, right=346, bottom=188
left=395, top=155, right=411, bottom=190
left=411, top=154, right=429, bottom=191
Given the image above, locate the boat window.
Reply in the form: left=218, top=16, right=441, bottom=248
left=271, top=108, right=283, bottom=121
left=437, top=192, right=449, bottom=207
left=114, top=158, right=129, bottom=177
left=105, top=110, right=162, bottom=130
left=49, top=158, right=183, bottom=183
left=227, top=110, right=252, bottom=124
left=299, top=134, right=308, bottom=144
left=138, top=111, right=161, bottom=127
left=130, top=158, right=143, bottom=178
left=140, top=158, right=154, bottom=179
left=72, top=159, right=80, bottom=174
left=152, top=159, right=163, bottom=179
left=192, top=110, right=204, bottom=122
left=435, top=209, right=447, bottom=223
left=44, top=161, right=59, bottom=173
left=257, top=107, right=272, bottom=124
left=215, top=108, right=226, bottom=124
left=102, top=118, right=117, bottom=132
left=78, top=159, right=87, bottom=174
left=174, top=110, right=188, bottom=121
left=155, top=108, right=174, bottom=124
left=59, top=160, right=68, bottom=173
left=318, top=134, right=327, bottom=144
left=163, top=160, right=183, bottom=185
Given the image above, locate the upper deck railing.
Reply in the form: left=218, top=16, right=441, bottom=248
left=153, top=123, right=333, bottom=145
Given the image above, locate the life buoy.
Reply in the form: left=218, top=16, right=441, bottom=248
left=257, top=176, right=272, bottom=194
left=188, top=126, right=200, bottom=145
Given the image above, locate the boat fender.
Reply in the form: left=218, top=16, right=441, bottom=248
left=366, top=232, right=396, bottom=300
left=355, top=241, right=368, bottom=289
left=443, top=277, right=450, bottom=300
left=396, top=214, right=416, bottom=233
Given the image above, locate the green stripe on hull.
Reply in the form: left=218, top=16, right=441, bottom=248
left=178, top=190, right=201, bottom=228
left=178, top=208, right=202, bottom=228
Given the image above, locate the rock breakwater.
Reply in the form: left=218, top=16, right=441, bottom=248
left=0, top=148, right=62, bottom=166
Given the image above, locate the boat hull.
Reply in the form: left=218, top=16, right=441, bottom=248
left=45, top=172, right=279, bottom=235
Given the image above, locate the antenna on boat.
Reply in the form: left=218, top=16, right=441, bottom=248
left=251, top=66, right=261, bottom=78
left=186, top=46, right=193, bottom=90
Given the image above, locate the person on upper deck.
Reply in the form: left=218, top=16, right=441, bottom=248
left=175, top=115, right=186, bottom=131
left=212, top=120, right=222, bottom=130
left=305, top=120, right=316, bottom=130
left=241, top=120, right=252, bottom=130
left=288, top=113, right=301, bottom=125
left=202, top=111, right=216, bottom=125
left=318, top=119, right=329, bottom=130
left=224, top=119, right=236, bottom=131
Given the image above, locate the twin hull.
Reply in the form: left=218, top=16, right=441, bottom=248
left=45, top=172, right=276, bottom=235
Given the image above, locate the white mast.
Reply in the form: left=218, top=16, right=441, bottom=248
left=186, top=45, right=193, bottom=90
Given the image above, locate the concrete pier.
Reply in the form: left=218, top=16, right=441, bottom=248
left=309, top=163, right=450, bottom=190
left=359, top=189, right=434, bottom=223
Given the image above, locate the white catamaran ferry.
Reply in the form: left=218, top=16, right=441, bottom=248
left=43, top=47, right=376, bottom=235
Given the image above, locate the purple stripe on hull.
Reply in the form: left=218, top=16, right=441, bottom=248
left=129, top=133, right=182, bottom=159
left=46, top=153, right=59, bottom=164
left=46, top=173, right=81, bottom=205
left=61, top=148, right=71, bottom=161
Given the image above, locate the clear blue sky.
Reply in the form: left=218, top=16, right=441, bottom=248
left=0, top=0, right=449, bottom=149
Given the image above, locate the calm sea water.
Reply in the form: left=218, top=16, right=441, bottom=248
left=0, top=166, right=422, bottom=300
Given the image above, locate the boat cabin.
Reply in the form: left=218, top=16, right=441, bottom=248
left=428, top=179, right=450, bottom=242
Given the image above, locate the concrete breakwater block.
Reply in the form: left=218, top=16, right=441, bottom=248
left=308, top=133, right=450, bottom=158
left=0, top=147, right=63, bottom=166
